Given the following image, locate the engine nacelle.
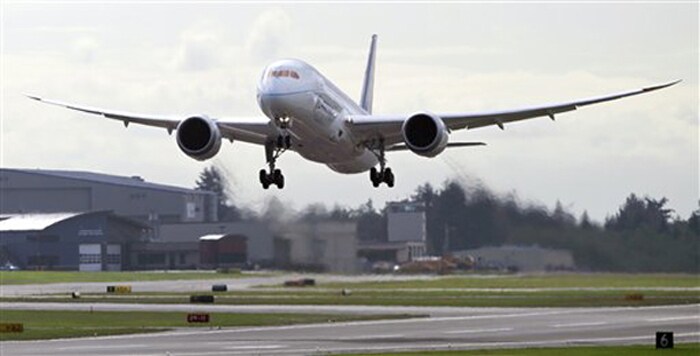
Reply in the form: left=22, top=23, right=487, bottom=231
left=401, top=112, right=449, bottom=157
left=176, top=116, right=222, bottom=161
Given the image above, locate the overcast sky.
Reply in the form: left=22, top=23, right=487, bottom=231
left=2, top=2, right=698, bottom=222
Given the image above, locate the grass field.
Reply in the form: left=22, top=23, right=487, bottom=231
left=314, top=273, right=700, bottom=290
left=0, top=270, right=254, bottom=285
left=342, top=344, right=700, bottom=356
left=0, top=309, right=419, bottom=341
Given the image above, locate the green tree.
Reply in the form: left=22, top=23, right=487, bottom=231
left=356, top=199, right=386, bottom=241
left=194, top=166, right=240, bottom=221
left=605, top=194, right=673, bottom=232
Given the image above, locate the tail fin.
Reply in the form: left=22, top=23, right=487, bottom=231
left=359, top=34, right=378, bottom=114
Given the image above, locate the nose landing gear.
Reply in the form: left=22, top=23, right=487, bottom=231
left=260, top=135, right=289, bottom=189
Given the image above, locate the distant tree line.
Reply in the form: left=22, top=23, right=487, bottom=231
left=407, top=181, right=698, bottom=273
left=195, top=165, right=699, bottom=272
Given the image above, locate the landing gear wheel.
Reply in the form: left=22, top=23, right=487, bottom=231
left=259, top=169, right=270, bottom=190
left=370, top=167, right=380, bottom=187
left=366, top=138, right=395, bottom=188
left=273, top=169, right=285, bottom=189
left=276, top=174, right=285, bottom=189
left=260, top=137, right=289, bottom=189
left=384, top=168, right=394, bottom=188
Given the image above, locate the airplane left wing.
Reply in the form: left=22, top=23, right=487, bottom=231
left=346, top=80, right=680, bottom=147
left=27, top=95, right=274, bottom=145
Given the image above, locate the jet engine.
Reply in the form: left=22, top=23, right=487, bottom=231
left=176, top=116, right=223, bottom=161
left=401, top=112, right=449, bottom=157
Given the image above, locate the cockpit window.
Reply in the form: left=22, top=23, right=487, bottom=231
left=269, top=69, right=300, bottom=79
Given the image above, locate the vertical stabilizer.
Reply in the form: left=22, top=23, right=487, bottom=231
left=360, top=34, right=378, bottom=114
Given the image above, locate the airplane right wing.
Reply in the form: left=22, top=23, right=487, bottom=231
left=346, top=79, right=681, bottom=147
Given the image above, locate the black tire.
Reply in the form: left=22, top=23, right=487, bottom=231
left=273, top=169, right=285, bottom=189
left=384, top=168, right=394, bottom=188
left=277, top=174, right=285, bottom=189
left=259, top=169, right=270, bottom=189
left=370, top=167, right=380, bottom=187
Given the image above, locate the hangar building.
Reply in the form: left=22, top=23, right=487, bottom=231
left=0, top=168, right=217, bottom=225
left=0, top=211, right=149, bottom=271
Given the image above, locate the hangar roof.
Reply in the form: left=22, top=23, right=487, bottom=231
left=1, top=168, right=212, bottom=195
left=0, top=212, right=83, bottom=232
left=0, top=211, right=151, bottom=232
left=199, top=234, right=226, bottom=241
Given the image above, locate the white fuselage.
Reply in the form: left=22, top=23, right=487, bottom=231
left=256, top=59, right=378, bottom=174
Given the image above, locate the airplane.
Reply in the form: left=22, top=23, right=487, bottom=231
left=28, top=35, right=679, bottom=189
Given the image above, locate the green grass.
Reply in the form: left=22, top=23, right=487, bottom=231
left=343, top=344, right=700, bottom=355
left=317, top=273, right=700, bottom=290
left=0, top=270, right=255, bottom=285
left=0, top=309, right=420, bottom=341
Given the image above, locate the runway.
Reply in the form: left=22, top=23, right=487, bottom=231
left=2, top=304, right=698, bottom=355
left=0, top=273, right=438, bottom=297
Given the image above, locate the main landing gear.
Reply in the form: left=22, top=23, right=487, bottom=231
left=259, top=133, right=290, bottom=189
left=260, top=117, right=293, bottom=189
left=367, top=139, right=395, bottom=188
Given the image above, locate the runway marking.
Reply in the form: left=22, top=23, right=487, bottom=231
left=444, top=327, right=513, bottom=334
left=647, top=316, right=700, bottom=322
left=223, top=345, right=284, bottom=350
left=340, top=334, right=404, bottom=340
left=552, top=321, right=607, bottom=328
left=57, top=344, right=146, bottom=350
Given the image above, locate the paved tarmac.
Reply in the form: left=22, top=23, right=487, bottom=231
left=0, top=273, right=439, bottom=297
left=2, top=304, right=698, bottom=355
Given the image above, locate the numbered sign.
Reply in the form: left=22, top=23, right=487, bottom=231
left=106, top=285, right=132, bottom=293
left=656, top=331, right=674, bottom=349
left=187, top=313, right=210, bottom=323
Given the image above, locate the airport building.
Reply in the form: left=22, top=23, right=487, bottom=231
left=0, top=168, right=227, bottom=270
left=0, top=211, right=149, bottom=271
left=0, top=168, right=217, bottom=225
left=0, top=168, right=362, bottom=272
left=358, top=201, right=427, bottom=265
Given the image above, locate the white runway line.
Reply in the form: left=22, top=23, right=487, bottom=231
left=646, top=316, right=700, bottom=322
left=444, top=327, right=514, bottom=334
left=551, top=321, right=607, bottom=328
left=340, top=334, right=404, bottom=340
left=223, top=345, right=284, bottom=350
left=57, top=344, right=147, bottom=350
